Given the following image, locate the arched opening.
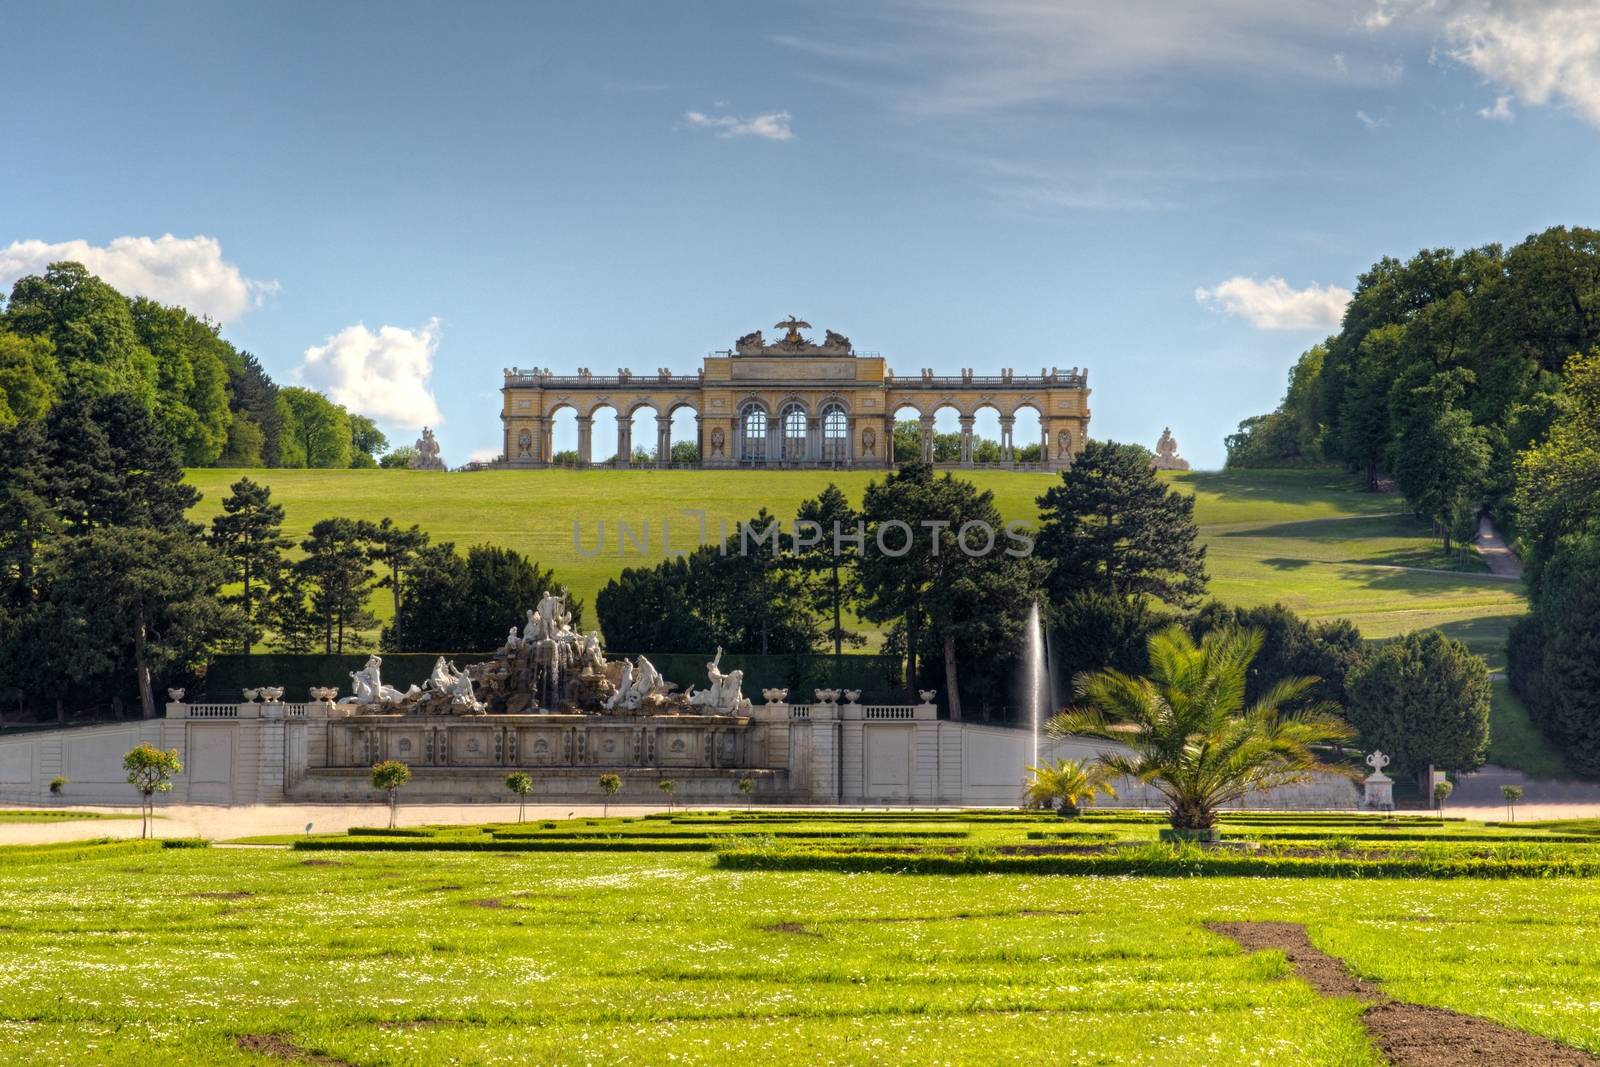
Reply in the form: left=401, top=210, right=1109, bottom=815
left=781, top=402, right=808, bottom=464
left=738, top=402, right=769, bottom=465
left=589, top=404, right=618, bottom=466
left=669, top=403, right=700, bottom=467
left=971, top=405, right=1003, bottom=466
left=821, top=402, right=848, bottom=465
left=626, top=404, right=658, bottom=468
left=891, top=404, right=925, bottom=464
left=932, top=404, right=962, bottom=465
left=548, top=404, right=579, bottom=467
left=1011, top=403, right=1043, bottom=467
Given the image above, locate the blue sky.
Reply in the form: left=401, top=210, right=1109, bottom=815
left=4, top=0, right=1600, bottom=468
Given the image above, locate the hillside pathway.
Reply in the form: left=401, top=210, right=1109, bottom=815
left=1475, top=515, right=1524, bottom=579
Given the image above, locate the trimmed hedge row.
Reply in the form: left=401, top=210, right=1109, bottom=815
left=713, top=846, right=1600, bottom=879
left=488, top=828, right=972, bottom=841
left=292, top=838, right=713, bottom=853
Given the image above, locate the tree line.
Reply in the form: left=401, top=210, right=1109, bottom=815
left=1227, top=226, right=1600, bottom=555
left=0, top=261, right=408, bottom=469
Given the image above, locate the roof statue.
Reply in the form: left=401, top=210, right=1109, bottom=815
left=734, top=315, right=852, bottom=355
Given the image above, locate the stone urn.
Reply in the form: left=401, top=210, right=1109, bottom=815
left=166, top=688, right=186, bottom=703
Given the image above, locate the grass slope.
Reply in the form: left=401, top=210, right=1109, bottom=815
left=185, top=467, right=1526, bottom=656
left=4, top=818, right=1600, bottom=1064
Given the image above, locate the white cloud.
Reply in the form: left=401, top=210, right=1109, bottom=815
left=468, top=446, right=501, bottom=464
left=1195, top=276, right=1352, bottom=330
left=0, top=234, right=276, bottom=321
left=1355, top=109, right=1390, bottom=128
left=294, top=319, right=444, bottom=430
left=1479, top=93, right=1516, bottom=120
left=1444, top=2, right=1600, bottom=127
left=683, top=109, right=794, bottom=140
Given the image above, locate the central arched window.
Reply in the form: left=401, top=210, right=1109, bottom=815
left=740, top=404, right=768, bottom=463
left=782, top=404, right=808, bottom=461
left=822, top=403, right=847, bottom=463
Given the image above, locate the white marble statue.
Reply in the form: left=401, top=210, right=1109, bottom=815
left=605, top=659, right=636, bottom=710
left=603, top=654, right=671, bottom=710
left=340, top=655, right=419, bottom=705
left=427, top=656, right=483, bottom=710
left=687, top=647, right=750, bottom=712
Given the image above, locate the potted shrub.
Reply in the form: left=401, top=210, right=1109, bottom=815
left=598, top=773, right=621, bottom=818
left=49, top=776, right=68, bottom=798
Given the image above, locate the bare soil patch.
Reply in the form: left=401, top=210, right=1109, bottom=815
left=467, top=897, right=511, bottom=909
left=376, top=1019, right=452, bottom=1031
left=298, top=859, right=342, bottom=867
left=235, top=1033, right=353, bottom=1065
left=761, top=921, right=822, bottom=937
left=1208, top=921, right=1600, bottom=1066
left=193, top=890, right=253, bottom=900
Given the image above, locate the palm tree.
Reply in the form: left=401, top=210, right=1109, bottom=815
left=1045, top=625, right=1352, bottom=836
left=1023, top=758, right=1117, bottom=815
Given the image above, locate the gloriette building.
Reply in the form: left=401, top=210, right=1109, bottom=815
left=500, top=317, right=1091, bottom=470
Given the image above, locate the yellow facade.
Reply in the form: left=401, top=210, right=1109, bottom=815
left=499, top=320, right=1090, bottom=470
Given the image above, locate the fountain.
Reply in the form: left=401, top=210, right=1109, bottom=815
left=1023, top=600, right=1046, bottom=771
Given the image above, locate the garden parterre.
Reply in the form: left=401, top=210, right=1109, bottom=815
left=2, top=811, right=1600, bottom=1064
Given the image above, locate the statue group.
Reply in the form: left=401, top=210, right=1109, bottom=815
left=1151, top=427, right=1190, bottom=471
left=409, top=427, right=446, bottom=470
left=330, top=590, right=747, bottom=717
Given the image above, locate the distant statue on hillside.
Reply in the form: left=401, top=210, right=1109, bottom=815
left=411, top=427, right=445, bottom=470
left=1152, top=427, right=1190, bottom=471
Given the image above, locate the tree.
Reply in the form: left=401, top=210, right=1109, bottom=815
left=598, top=772, right=621, bottom=817
left=124, top=743, right=182, bottom=839
left=1433, top=779, right=1454, bottom=811
left=1046, top=625, right=1352, bottom=833
left=389, top=544, right=580, bottom=652
left=0, top=329, right=62, bottom=428
left=670, top=440, right=699, bottom=466
left=1022, top=758, right=1116, bottom=815
left=1502, top=784, right=1524, bottom=822
left=794, top=484, right=863, bottom=658
left=1388, top=370, right=1491, bottom=554
left=129, top=297, right=233, bottom=466
left=370, top=760, right=411, bottom=828
left=348, top=414, right=388, bottom=466
left=264, top=569, right=322, bottom=654
left=505, top=771, right=534, bottom=822
left=1049, top=591, right=1166, bottom=687
left=364, top=519, right=428, bottom=649
left=209, top=478, right=290, bottom=654
left=276, top=387, right=352, bottom=468
left=658, top=778, right=676, bottom=811
left=43, top=392, right=200, bottom=533
left=1034, top=440, right=1207, bottom=608
left=1188, top=602, right=1366, bottom=709
left=737, top=776, right=756, bottom=802
left=44, top=527, right=234, bottom=718
left=380, top=446, right=418, bottom=469
left=3, top=261, right=153, bottom=402
left=1345, top=631, right=1489, bottom=779
left=220, top=349, right=280, bottom=465
left=297, top=518, right=377, bottom=653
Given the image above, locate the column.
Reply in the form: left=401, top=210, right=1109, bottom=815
left=999, top=415, right=1015, bottom=467
left=919, top=414, right=935, bottom=464
left=807, top=416, right=821, bottom=464
left=765, top=413, right=779, bottom=467
left=1041, top=424, right=1050, bottom=469
left=845, top=415, right=855, bottom=466
left=576, top=415, right=593, bottom=465
left=656, top=415, right=672, bottom=468
left=883, top=414, right=896, bottom=467
left=542, top=419, right=555, bottom=466
left=695, top=415, right=704, bottom=467
left=958, top=415, right=974, bottom=467
left=530, top=416, right=546, bottom=464
left=616, top=419, right=630, bottom=468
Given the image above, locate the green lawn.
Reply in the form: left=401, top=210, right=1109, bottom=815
left=0, top=809, right=135, bottom=823
left=184, top=466, right=1527, bottom=655
left=1487, top=683, right=1573, bottom=779
left=5, top=815, right=1600, bottom=1065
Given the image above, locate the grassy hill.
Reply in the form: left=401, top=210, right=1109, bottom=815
left=184, top=466, right=1526, bottom=663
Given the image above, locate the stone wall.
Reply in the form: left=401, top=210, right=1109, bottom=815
left=0, top=698, right=1359, bottom=810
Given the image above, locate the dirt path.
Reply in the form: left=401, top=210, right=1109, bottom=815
left=1475, top=515, right=1525, bottom=579
left=1209, top=921, right=1600, bottom=1066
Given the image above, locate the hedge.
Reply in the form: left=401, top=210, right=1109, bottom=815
left=487, top=828, right=971, bottom=841
left=713, top=846, right=1600, bottom=879
left=292, top=838, right=714, bottom=853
